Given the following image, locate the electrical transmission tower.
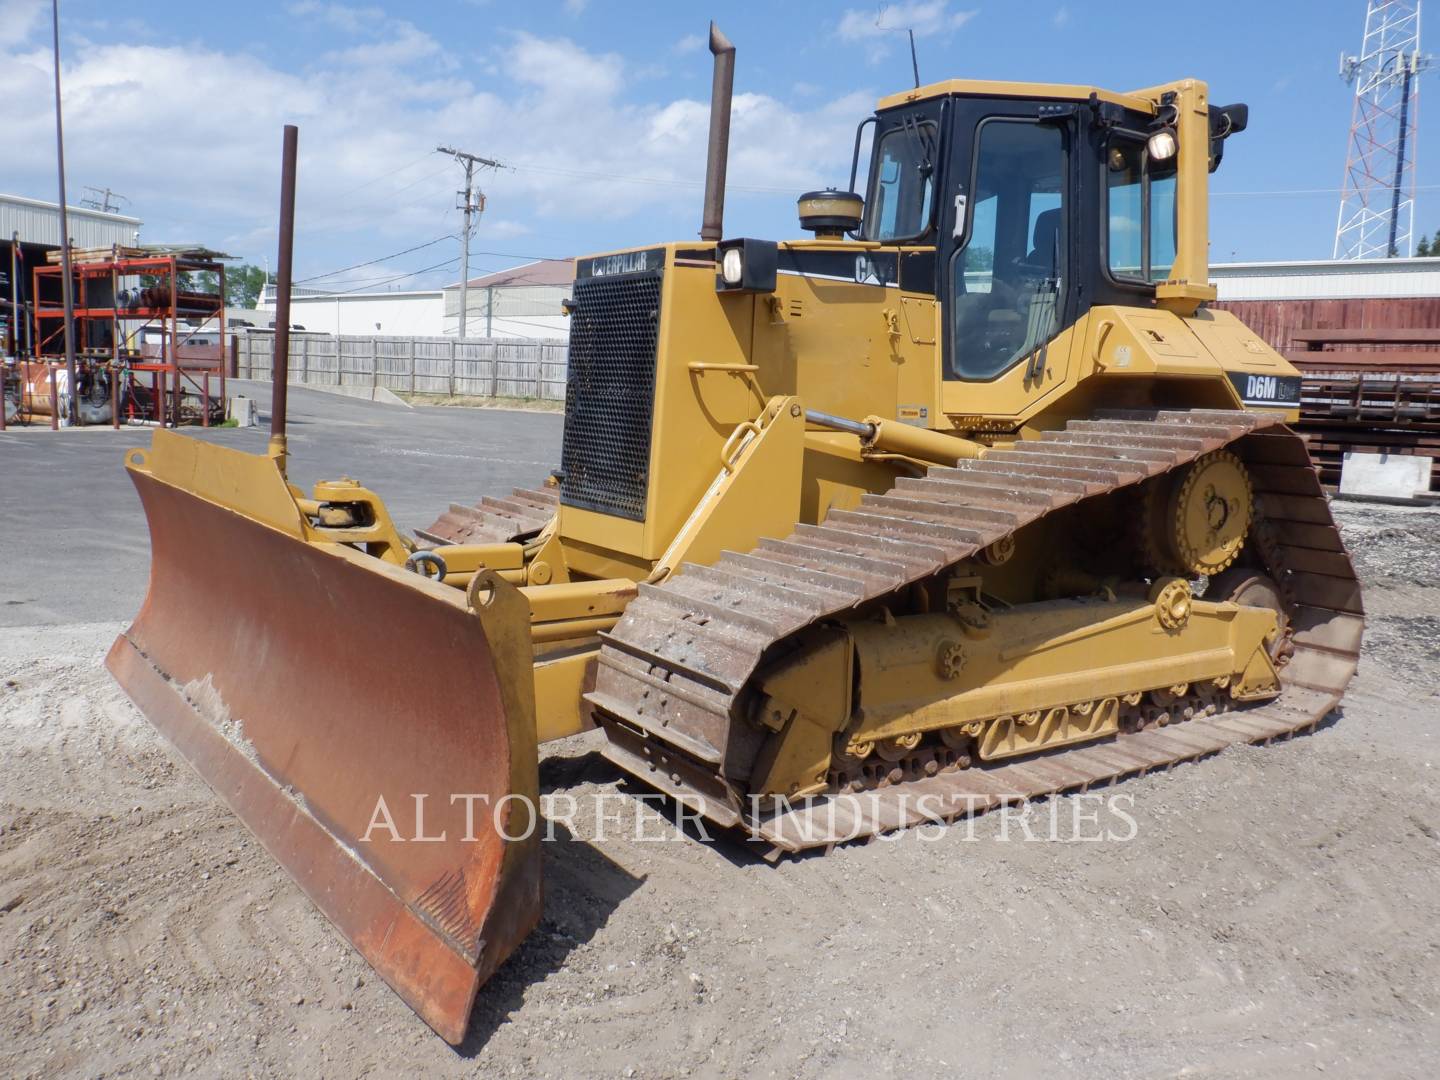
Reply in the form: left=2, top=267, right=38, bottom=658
left=437, top=146, right=504, bottom=338
left=1334, top=1, right=1433, bottom=259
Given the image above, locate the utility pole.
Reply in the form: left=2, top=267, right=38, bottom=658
left=51, top=0, right=78, bottom=424
left=436, top=146, right=504, bottom=339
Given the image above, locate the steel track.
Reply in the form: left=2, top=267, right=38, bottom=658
left=587, top=410, right=1365, bottom=855
left=416, top=486, right=558, bottom=546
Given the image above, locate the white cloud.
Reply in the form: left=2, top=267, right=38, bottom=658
left=837, top=1, right=977, bottom=42
left=0, top=17, right=864, bottom=279
left=563, top=0, right=587, bottom=14
left=673, top=32, right=705, bottom=55
left=1052, top=6, right=1070, bottom=28
left=836, top=2, right=978, bottom=65
left=506, top=30, right=623, bottom=100
left=0, top=0, right=45, bottom=48
left=286, top=2, right=387, bottom=35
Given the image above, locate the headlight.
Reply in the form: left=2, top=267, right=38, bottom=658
left=1147, top=128, right=1178, bottom=162
left=714, top=237, right=777, bottom=293
left=721, top=247, right=744, bottom=285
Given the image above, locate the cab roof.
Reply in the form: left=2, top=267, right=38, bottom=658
left=876, top=79, right=1159, bottom=115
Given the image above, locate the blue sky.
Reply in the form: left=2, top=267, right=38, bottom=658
left=1, top=0, right=1429, bottom=291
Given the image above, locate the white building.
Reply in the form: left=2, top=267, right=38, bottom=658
left=256, top=284, right=443, bottom=336
left=442, top=259, right=574, bottom=338
left=254, top=258, right=575, bottom=339
left=1209, top=256, right=1440, bottom=301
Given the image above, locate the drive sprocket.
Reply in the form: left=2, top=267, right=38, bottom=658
left=1140, top=449, right=1252, bottom=577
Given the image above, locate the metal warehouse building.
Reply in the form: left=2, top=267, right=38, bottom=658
left=1211, top=257, right=1440, bottom=351
left=3, top=193, right=144, bottom=353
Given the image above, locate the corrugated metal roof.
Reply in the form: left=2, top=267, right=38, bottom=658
left=1211, top=257, right=1440, bottom=301
left=0, top=192, right=142, bottom=249
left=447, top=258, right=575, bottom=290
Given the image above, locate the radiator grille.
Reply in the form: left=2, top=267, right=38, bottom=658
left=559, top=271, right=662, bottom=521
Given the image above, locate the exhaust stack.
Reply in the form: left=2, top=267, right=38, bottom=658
left=700, top=22, right=735, bottom=242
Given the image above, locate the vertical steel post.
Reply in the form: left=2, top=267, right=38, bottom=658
left=7, top=232, right=17, bottom=358
left=49, top=365, right=58, bottom=429
left=169, top=261, right=180, bottom=427
left=270, top=124, right=299, bottom=471
left=1388, top=64, right=1415, bottom=257
left=51, top=0, right=78, bottom=425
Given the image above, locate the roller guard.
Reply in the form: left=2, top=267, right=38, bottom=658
left=105, top=430, right=541, bottom=1044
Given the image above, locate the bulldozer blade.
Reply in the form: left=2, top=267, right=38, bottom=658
left=105, top=431, right=540, bottom=1044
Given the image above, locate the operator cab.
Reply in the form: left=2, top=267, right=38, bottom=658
left=847, top=83, right=1246, bottom=387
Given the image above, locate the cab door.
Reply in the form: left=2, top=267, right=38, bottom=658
left=939, top=101, right=1080, bottom=424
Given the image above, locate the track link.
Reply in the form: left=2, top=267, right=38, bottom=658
left=415, top=485, right=558, bottom=546
left=588, top=410, right=1365, bottom=854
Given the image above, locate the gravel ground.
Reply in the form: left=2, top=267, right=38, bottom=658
left=1, top=422, right=1437, bottom=1077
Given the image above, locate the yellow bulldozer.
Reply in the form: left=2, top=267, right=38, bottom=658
left=107, top=26, right=1362, bottom=1044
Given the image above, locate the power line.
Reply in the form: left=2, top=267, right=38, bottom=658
left=504, top=158, right=795, bottom=194
left=1215, top=182, right=1440, bottom=198
left=328, top=149, right=440, bottom=202
left=333, top=256, right=460, bottom=293
left=295, top=234, right=457, bottom=284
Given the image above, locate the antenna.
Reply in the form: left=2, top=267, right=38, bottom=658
left=79, top=186, right=128, bottom=213
left=874, top=4, right=921, bottom=89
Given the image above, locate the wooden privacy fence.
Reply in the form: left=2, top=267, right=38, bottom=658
left=232, top=330, right=568, bottom=401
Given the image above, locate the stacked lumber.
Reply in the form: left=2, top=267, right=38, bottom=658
left=44, top=244, right=233, bottom=265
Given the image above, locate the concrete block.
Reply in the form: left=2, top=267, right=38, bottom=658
left=228, top=396, right=258, bottom=427
left=1339, top=451, right=1433, bottom=501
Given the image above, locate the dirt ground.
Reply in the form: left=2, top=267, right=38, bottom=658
left=2, top=498, right=1438, bottom=1079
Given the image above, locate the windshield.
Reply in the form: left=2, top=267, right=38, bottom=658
left=950, top=119, right=1065, bottom=381
left=862, top=118, right=936, bottom=241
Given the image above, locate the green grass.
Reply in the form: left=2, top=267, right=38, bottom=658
left=397, top=393, right=564, bottom=413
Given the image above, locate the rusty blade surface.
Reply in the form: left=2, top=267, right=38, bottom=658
left=107, top=458, right=540, bottom=1044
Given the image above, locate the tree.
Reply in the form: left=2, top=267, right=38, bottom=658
left=223, top=264, right=272, bottom=308
left=1418, top=233, right=1432, bottom=257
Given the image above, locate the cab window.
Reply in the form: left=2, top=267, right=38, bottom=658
left=863, top=120, right=937, bottom=241
left=949, top=119, right=1065, bottom=381
left=1106, top=137, right=1178, bottom=283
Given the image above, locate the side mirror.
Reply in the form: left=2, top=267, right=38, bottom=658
left=1208, top=102, right=1249, bottom=172
left=1212, top=103, right=1249, bottom=136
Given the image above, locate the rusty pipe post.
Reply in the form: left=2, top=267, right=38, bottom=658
left=269, top=124, right=298, bottom=472
left=700, top=23, right=735, bottom=242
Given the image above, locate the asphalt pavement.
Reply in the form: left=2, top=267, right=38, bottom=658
left=0, top=383, right=563, bottom=626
